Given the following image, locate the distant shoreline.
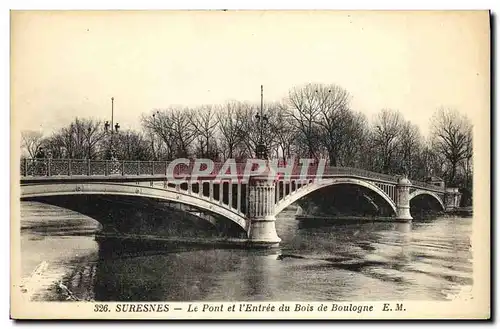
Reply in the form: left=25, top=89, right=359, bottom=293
left=295, top=215, right=407, bottom=223
left=445, top=207, right=473, bottom=217
left=295, top=211, right=473, bottom=222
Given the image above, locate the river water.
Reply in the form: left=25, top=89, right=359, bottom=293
left=19, top=201, right=473, bottom=302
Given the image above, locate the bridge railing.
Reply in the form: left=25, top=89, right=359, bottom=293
left=322, top=167, right=445, bottom=192
left=411, top=180, right=446, bottom=193
left=19, top=158, right=445, bottom=192
left=20, top=159, right=186, bottom=177
left=20, top=159, right=322, bottom=178
left=322, top=166, right=398, bottom=183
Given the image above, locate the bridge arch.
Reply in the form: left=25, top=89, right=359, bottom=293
left=409, top=190, right=445, bottom=211
left=274, top=178, right=397, bottom=216
left=21, top=182, right=248, bottom=231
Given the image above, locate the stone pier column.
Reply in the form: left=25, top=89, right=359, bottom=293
left=445, top=188, right=462, bottom=211
left=395, top=176, right=413, bottom=222
left=247, top=175, right=281, bottom=247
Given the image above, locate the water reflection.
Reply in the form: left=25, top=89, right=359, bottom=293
left=238, top=251, right=282, bottom=301
left=20, top=201, right=473, bottom=302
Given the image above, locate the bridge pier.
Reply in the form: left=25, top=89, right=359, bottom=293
left=444, top=188, right=462, bottom=211
left=247, top=175, right=281, bottom=247
left=395, top=176, right=413, bottom=222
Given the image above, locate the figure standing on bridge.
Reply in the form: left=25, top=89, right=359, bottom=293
left=35, top=147, right=45, bottom=159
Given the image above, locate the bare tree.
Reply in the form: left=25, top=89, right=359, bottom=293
left=115, top=130, right=152, bottom=160
left=142, top=108, right=196, bottom=159
left=358, top=129, right=381, bottom=172
left=21, top=131, right=44, bottom=158
left=285, top=84, right=324, bottom=160
left=217, top=102, right=245, bottom=159
left=398, top=121, right=422, bottom=178
left=269, top=103, right=298, bottom=161
left=260, top=102, right=294, bottom=160
left=143, top=110, right=162, bottom=160
left=372, top=109, right=404, bottom=174
left=337, top=111, right=369, bottom=167
left=170, top=109, right=197, bottom=158
left=84, top=119, right=106, bottom=159
left=189, top=105, right=219, bottom=159
left=238, top=102, right=263, bottom=158
left=313, top=84, right=352, bottom=166
left=412, top=142, right=445, bottom=181
left=461, top=124, right=473, bottom=190
left=41, top=118, right=105, bottom=159
left=142, top=110, right=175, bottom=160
left=430, top=107, right=472, bottom=185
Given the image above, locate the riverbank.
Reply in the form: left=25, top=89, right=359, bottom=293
left=445, top=207, right=473, bottom=217
left=295, top=215, right=409, bottom=223
left=94, top=232, right=269, bottom=253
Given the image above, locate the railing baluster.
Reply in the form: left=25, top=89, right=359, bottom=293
left=24, top=158, right=28, bottom=177
left=137, top=161, right=140, bottom=175
left=121, top=161, right=125, bottom=176
left=105, top=161, right=108, bottom=176
left=87, top=159, right=91, bottom=175
left=47, top=159, right=51, bottom=176
left=68, top=159, right=72, bottom=176
left=151, top=161, right=154, bottom=175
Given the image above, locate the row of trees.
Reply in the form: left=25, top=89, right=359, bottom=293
left=21, top=83, right=473, bottom=191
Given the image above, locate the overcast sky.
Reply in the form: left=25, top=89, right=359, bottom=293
left=11, top=10, right=489, bottom=137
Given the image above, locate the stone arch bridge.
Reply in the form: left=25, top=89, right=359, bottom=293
left=19, top=159, right=461, bottom=247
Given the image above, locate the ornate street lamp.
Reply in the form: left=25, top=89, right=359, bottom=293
left=152, top=113, right=155, bottom=158
left=255, top=85, right=269, bottom=159
left=151, top=111, right=159, bottom=160
left=168, top=132, right=174, bottom=160
left=103, top=97, right=121, bottom=174
left=87, top=127, right=92, bottom=159
left=104, top=97, right=120, bottom=161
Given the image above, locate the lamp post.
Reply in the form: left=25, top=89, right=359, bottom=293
left=255, top=85, right=269, bottom=159
left=104, top=97, right=120, bottom=161
left=111, top=96, right=115, bottom=134
left=151, top=111, right=159, bottom=160
left=104, top=97, right=121, bottom=175
left=87, top=127, right=92, bottom=159
left=168, top=132, right=174, bottom=160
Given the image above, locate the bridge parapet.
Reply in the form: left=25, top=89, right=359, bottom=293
left=21, top=158, right=324, bottom=179
left=20, top=158, right=442, bottom=194
left=322, top=166, right=397, bottom=183
left=411, top=180, right=446, bottom=194
left=21, top=159, right=174, bottom=177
